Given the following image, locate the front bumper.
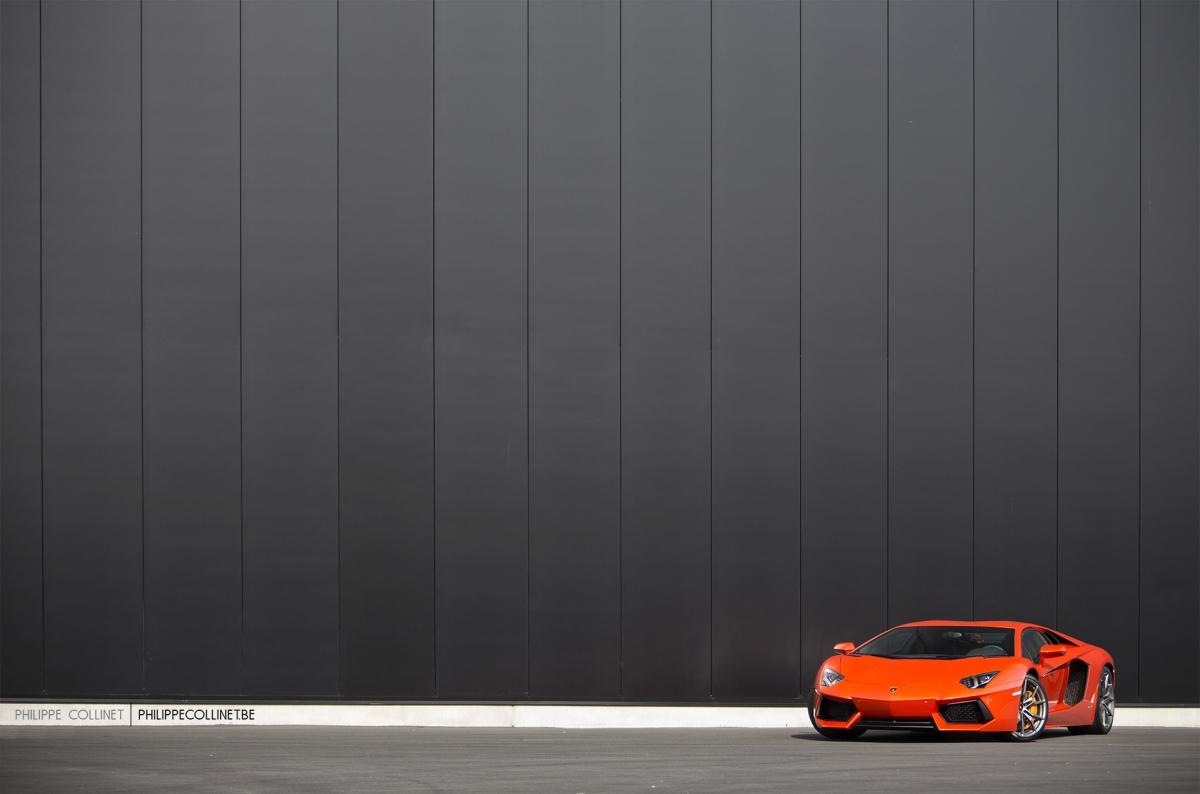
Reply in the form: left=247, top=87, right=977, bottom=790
left=811, top=681, right=1021, bottom=733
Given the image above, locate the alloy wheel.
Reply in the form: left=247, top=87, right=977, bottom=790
left=1098, top=668, right=1115, bottom=730
left=1015, top=677, right=1048, bottom=739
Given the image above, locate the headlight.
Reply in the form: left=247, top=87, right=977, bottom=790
left=960, top=671, right=999, bottom=689
left=821, top=667, right=844, bottom=687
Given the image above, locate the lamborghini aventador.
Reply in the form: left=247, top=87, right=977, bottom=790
left=808, top=620, right=1116, bottom=741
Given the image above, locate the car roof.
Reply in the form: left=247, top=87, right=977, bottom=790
left=897, top=619, right=1032, bottom=630
left=877, top=620, right=1090, bottom=649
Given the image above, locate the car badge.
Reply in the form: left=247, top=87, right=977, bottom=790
left=889, top=687, right=898, bottom=693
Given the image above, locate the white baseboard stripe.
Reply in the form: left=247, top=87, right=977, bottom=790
left=0, top=703, right=1195, bottom=729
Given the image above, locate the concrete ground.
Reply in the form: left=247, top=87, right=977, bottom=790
left=1, top=727, right=1197, bottom=792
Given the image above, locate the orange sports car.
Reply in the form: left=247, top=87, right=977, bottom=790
left=808, top=620, right=1116, bottom=741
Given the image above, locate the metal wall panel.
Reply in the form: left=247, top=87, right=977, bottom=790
left=972, top=0, right=1057, bottom=627
left=886, top=0, right=975, bottom=624
left=434, top=0, right=529, bottom=697
left=40, top=0, right=144, bottom=695
left=2, top=0, right=1198, bottom=705
left=711, top=0, right=801, bottom=699
left=1139, top=0, right=1199, bottom=703
left=1058, top=0, right=1141, bottom=693
left=241, top=0, right=340, bottom=696
left=528, top=0, right=621, bottom=698
left=142, top=0, right=242, bottom=697
left=338, top=0, right=436, bottom=698
left=0, top=0, right=43, bottom=696
left=620, top=0, right=711, bottom=698
left=799, top=0, right=888, bottom=690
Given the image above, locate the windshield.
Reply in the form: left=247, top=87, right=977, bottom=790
left=853, top=626, right=1015, bottom=659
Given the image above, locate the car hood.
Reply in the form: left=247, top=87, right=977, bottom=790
left=832, top=654, right=1022, bottom=686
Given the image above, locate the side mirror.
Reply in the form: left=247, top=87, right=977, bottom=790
left=1039, top=644, right=1068, bottom=661
left=833, top=642, right=856, bottom=655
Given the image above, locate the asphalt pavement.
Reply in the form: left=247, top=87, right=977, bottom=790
left=2, top=726, right=1197, bottom=792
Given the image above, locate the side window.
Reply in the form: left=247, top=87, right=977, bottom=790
left=1021, top=629, right=1048, bottom=662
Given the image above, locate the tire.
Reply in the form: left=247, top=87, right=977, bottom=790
left=1009, top=673, right=1049, bottom=742
left=1068, top=665, right=1115, bottom=736
left=807, top=697, right=866, bottom=740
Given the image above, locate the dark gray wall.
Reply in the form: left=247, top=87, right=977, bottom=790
left=2, top=0, right=1196, bottom=703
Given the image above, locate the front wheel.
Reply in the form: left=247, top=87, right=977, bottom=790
left=1009, top=674, right=1048, bottom=742
left=1069, top=665, right=1115, bottom=735
left=807, top=697, right=866, bottom=740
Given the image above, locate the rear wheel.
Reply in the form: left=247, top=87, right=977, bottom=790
left=1069, top=665, right=1115, bottom=735
left=807, top=697, right=866, bottom=740
left=1009, top=674, right=1048, bottom=742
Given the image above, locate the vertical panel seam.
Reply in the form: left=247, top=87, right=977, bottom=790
left=335, top=0, right=343, bottom=699
left=708, top=0, right=714, bottom=700
left=139, top=0, right=147, bottom=696
left=1054, top=0, right=1060, bottom=631
left=1136, top=0, right=1143, bottom=698
left=795, top=0, right=803, bottom=698
left=242, top=0, right=254, bottom=695
left=970, top=0, right=976, bottom=622
left=525, top=0, right=532, bottom=698
left=38, top=0, right=47, bottom=696
left=884, top=0, right=891, bottom=629
left=617, top=0, right=624, bottom=700
left=431, top=0, right=438, bottom=699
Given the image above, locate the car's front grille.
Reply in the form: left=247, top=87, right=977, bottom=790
left=940, top=700, right=992, bottom=724
left=816, top=696, right=856, bottom=722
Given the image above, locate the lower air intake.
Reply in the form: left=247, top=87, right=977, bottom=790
left=940, top=700, right=992, bottom=724
left=816, top=697, right=856, bottom=722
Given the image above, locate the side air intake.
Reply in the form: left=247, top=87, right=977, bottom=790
left=1063, top=660, right=1089, bottom=706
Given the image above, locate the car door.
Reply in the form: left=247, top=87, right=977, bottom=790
left=1024, top=628, right=1075, bottom=704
